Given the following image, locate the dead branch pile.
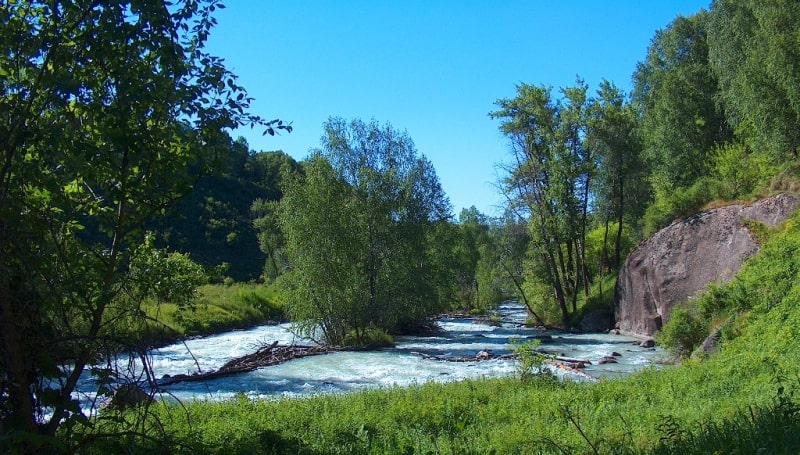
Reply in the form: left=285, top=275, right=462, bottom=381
left=159, top=341, right=343, bottom=385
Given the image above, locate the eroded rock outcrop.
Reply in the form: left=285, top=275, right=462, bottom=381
left=615, top=193, right=800, bottom=338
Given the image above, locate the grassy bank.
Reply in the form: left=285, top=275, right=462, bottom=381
left=85, top=213, right=800, bottom=453
left=132, top=283, right=286, bottom=348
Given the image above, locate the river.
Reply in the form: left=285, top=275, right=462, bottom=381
left=94, top=302, right=662, bottom=405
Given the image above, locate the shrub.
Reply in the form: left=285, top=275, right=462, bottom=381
left=342, top=327, right=395, bottom=349
left=657, top=306, right=709, bottom=359
left=643, top=177, right=721, bottom=236
left=710, top=141, right=766, bottom=200
left=511, top=339, right=555, bottom=383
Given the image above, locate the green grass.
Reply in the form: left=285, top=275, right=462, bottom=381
left=133, top=283, right=286, bottom=347
left=81, top=211, right=800, bottom=454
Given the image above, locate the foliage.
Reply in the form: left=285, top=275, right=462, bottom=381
left=511, top=339, right=555, bottom=384
left=709, top=140, right=770, bottom=200
left=128, top=234, right=208, bottom=307
left=632, top=11, right=731, bottom=195
left=656, top=306, right=709, bottom=359
left=453, top=207, right=511, bottom=312
left=708, top=0, right=800, bottom=162
left=278, top=118, right=454, bottom=345
left=67, top=198, right=800, bottom=455
left=342, top=327, right=395, bottom=349
left=249, top=153, right=304, bottom=283
left=151, top=146, right=300, bottom=282
left=0, top=0, right=288, bottom=450
left=491, top=80, right=596, bottom=327
left=586, top=80, right=649, bottom=267
left=641, top=177, right=721, bottom=236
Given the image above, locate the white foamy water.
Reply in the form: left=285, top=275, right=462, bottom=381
left=77, top=302, right=664, bottom=407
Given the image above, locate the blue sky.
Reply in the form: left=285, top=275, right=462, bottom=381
left=206, top=1, right=710, bottom=217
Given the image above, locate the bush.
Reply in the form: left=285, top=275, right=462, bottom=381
left=643, top=177, right=721, bottom=236
left=342, top=327, right=395, bottom=349
left=511, top=339, right=555, bottom=383
left=710, top=141, right=767, bottom=200
left=657, top=306, right=709, bottom=359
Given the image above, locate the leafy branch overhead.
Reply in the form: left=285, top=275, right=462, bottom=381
left=0, top=0, right=288, bottom=450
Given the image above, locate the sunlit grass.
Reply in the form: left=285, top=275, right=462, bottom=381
left=133, top=283, right=286, bottom=347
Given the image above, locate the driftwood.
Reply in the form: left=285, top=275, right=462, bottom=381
left=411, top=351, right=516, bottom=362
left=410, top=350, right=598, bottom=381
left=159, top=341, right=344, bottom=385
left=411, top=350, right=590, bottom=365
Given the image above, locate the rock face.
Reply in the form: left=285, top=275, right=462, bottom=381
left=615, top=193, right=800, bottom=338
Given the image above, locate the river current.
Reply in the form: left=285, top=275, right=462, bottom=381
left=96, top=302, right=662, bottom=405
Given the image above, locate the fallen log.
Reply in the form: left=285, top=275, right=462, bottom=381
left=410, top=350, right=598, bottom=382
left=410, top=351, right=515, bottom=362
left=159, top=342, right=344, bottom=386
left=550, top=354, right=592, bottom=365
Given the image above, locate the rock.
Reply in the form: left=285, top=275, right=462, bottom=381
left=611, top=352, right=622, bottom=357
left=107, top=383, right=152, bottom=411
left=693, top=325, right=724, bottom=358
left=640, top=339, right=655, bottom=348
left=615, top=193, right=800, bottom=338
left=598, top=356, right=618, bottom=365
left=476, top=350, right=491, bottom=360
left=580, top=309, right=613, bottom=333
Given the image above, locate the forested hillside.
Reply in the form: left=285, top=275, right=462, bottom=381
left=149, top=137, right=301, bottom=282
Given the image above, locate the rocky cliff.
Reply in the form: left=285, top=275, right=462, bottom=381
left=615, top=193, right=800, bottom=338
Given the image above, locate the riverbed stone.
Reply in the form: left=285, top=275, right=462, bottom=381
left=640, top=339, right=655, bottom=348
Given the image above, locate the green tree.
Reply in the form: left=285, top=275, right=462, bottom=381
left=708, top=0, right=800, bottom=162
left=251, top=198, right=285, bottom=282
left=632, top=12, right=731, bottom=195
left=250, top=150, right=302, bottom=200
left=154, top=144, right=300, bottom=282
left=0, top=1, right=288, bottom=450
left=586, top=80, right=647, bottom=268
left=250, top=151, right=302, bottom=282
left=454, top=207, right=489, bottom=310
left=278, top=118, right=453, bottom=345
left=491, top=82, right=594, bottom=327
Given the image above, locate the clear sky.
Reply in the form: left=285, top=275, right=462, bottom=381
left=206, top=1, right=710, bottom=217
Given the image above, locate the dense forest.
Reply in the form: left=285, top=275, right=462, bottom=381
left=2, top=0, right=800, bottom=452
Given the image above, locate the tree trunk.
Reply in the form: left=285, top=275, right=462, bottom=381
left=615, top=179, right=625, bottom=267
left=0, top=263, right=38, bottom=438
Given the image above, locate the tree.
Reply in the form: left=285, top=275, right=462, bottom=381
left=708, top=0, right=800, bottom=162
left=491, top=81, right=594, bottom=327
left=250, top=151, right=302, bottom=281
left=586, top=80, right=647, bottom=268
left=454, top=207, right=490, bottom=310
left=632, top=12, right=731, bottom=195
left=278, top=118, right=453, bottom=345
left=0, top=1, right=289, bottom=451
